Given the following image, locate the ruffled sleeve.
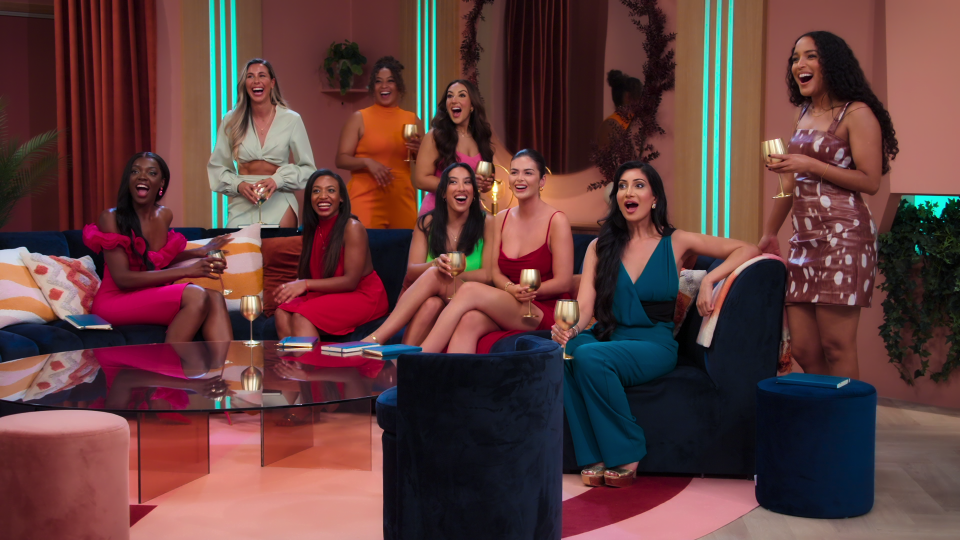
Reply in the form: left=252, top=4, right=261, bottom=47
left=148, top=231, right=187, bottom=269
left=82, top=223, right=132, bottom=254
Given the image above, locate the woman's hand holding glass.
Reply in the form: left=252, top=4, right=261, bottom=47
left=237, top=182, right=261, bottom=205
left=274, top=279, right=308, bottom=305
left=551, top=323, right=577, bottom=346
left=254, top=177, right=278, bottom=199
left=432, top=254, right=456, bottom=278
left=185, top=257, right=225, bottom=279
left=505, top=282, right=538, bottom=304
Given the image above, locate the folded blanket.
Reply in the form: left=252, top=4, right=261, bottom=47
left=696, top=255, right=792, bottom=374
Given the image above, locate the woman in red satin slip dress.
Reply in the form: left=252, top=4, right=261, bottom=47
left=758, top=31, right=898, bottom=379
left=273, top=169, right=388, bottom=339
left=84, top=152, right=233, bottom=343
left=417, top=149, right=574, bottom=353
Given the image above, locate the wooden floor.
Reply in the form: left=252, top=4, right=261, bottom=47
left=703, top=399, right=960, bottom=540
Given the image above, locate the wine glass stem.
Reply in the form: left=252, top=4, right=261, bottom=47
left=528, top=301, right=532, bottom=317
left=258, top=204, right=263, bottom=224
left=777, top=173, right=786, bottom=195
left=407, top=149, right=412, bottom=162
left=249, top=320, right=254, bottom=342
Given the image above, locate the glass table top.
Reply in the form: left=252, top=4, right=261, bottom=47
left=0, top=342, right=396, bottom=413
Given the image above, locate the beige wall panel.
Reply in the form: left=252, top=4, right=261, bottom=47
left=673, top=0, right=705, bottom=233
left=398, top=0, right=418, bottom=114
left=181, top=0, right=211, bottom=228
left=436, top=0, right=460, bottom=100
left=235, top=0, right=262, bottom=71
left=729, top=0, right=765, bottom=242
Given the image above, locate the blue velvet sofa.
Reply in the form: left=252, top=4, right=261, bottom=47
left=0, top=227, right=414, bottom=362
left=491, top=256, right=787, bottom=476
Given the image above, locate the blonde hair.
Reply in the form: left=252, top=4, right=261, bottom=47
left=224, top=58, right=288, bottom=161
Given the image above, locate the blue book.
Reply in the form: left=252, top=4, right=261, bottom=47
left=362, top=344, right=422, bottom=358
left=775, top=373, right=850, bottom=389
left=321, top=341, right=378, bottom=356
left=64, top=314, right=113, bottom=330
left=278, top=336, right=318, bottom=349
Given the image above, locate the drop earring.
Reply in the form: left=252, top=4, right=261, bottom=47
left=651, top=202, right=656, bottom=209
left=158, top=189, right=164, bottom=197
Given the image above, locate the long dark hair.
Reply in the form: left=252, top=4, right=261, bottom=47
left=417, top=162, right=485, bottom=258
left=367, top=56, right=406, bottom=96
left=298, top=169, right=352, bottom=280
left=593, top=161, right=674, bottom=342
left=787, top=31, right=898, bottom=174
left=115, top=152, right=170, bottom=271
left=431, top=79, right=493, bottom=171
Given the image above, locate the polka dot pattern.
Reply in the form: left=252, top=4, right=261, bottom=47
left=785, top=109, right=876, bottom=309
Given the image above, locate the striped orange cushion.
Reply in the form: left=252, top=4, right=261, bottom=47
left=0, top=248, right=56, bottom=329
left=173, top=224, right=263, bottom=311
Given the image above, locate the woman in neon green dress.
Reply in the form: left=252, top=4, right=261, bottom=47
left=364, top=163, right=494, bottom=345
left=553, top=161, right=760, bottom=488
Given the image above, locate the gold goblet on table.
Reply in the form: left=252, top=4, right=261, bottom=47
left=241, top=345, right=263, bottom=391
left=446, top=251, right=466, bottom=299
left=761, top=138, right=792, bottom=199
left=519, top=269, right=541, bottom=318
left=207, top=249, right=232, bottom=296
left=554, top=300, right=580, bottom=360
left=240, top=295, right=262, bottom=347
left=402, top=124, right=419, bottom=163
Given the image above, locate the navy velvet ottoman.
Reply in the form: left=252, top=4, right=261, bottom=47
left=755, top=377, right=877, bottom=518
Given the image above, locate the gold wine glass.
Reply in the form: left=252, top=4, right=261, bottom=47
left=207, top=249, right=232, bottom=296
left=255, top=185, right=267, bottom=224
left=554, top=300, right=580, bottom=360
left=241, top=345, right=263, bottom=391
left=402, top=124, right=419, bottom=163
left=446, top=251, right=466, bottom=299
left=761, top=138, right=792, bottom=199
left=519, top=269, right=541, bottom=318
left=240, top=295, right=262, bottom=347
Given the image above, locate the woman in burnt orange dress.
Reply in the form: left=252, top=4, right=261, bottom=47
left=759, top=31, right=898, bottom=380
left=336, top=56, right=423, bottom=229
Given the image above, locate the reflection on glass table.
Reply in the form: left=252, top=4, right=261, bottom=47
left=0, top=341, right=397, bottom=502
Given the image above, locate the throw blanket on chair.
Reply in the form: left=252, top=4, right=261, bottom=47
left=696, top=255, right=792, bottom=374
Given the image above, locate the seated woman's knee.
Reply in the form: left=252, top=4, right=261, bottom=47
left=204, top=288, right=226, bottom=307
left=181, top=284, right=211, bottom=312
left=456, top=281, right=486, bottom=296
left=421, top=295, right=444, bottom=313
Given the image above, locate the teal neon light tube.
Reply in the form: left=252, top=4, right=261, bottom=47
left=700, top=0, right=710, bottom=234
left=712, top=0, right=722, bottom=237
left=416, top=0, right=422, bottom=122
left=724, top=0, right=733, bottom=237
left=431, top=0, right=437, bottom=122
left=209, top=0, right=218, bottom=227
left=219, top=0, right=229, bottom=228
left=230, top=0, right=237, bottom=106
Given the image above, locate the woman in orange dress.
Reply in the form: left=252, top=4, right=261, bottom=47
left=336, top=56, right=423, bottom=229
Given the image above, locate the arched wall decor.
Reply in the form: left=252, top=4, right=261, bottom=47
left=588, top=0, right=676, bottom=191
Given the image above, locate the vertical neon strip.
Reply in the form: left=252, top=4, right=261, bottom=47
left=712, top=0, right=722, bottom=236
left=416, top=0, right=422, bottom=122
left=700, top=0, right=710, bottom=235
left=724, top=0, right=733, bottom=237
left=423, top=4, right=430, bottom=133
left=209, top=0, right=218, bottom=227
left=230, top=0, right=237, bottom=106
left=431, top=0, right=437, bottom=125
left=219, top=0, right=229, bottom=228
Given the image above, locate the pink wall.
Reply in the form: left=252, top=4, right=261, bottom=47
left=765, top=0, right=960, bottom=408
left=0, top=11, right=57, bottom=232
left=155, top=0, right=185, bottom=227
left=261, top=0, right=401, bottom=181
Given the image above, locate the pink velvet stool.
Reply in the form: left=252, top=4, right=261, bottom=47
left=0, top=410, right=131, bottom=540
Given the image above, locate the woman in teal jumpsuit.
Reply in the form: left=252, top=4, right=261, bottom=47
left=553, top=161, right=760, bottom=488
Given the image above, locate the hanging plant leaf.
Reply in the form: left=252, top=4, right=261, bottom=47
left=321, top=39, right=367, bottom=95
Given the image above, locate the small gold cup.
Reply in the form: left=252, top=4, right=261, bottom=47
left=554, top=300, right=580, bottom=360
left=761, top=138, right=791, bottom=199
left=446, top=251, right=466, bottom=299
left=519, top=269, right=541, bottom=318
left=208, top=249, right=232, bottom=296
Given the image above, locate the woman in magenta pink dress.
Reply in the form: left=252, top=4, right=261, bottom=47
left=83, top=152, right=234, bottom=343
left=414, top=79, right=511, bottom=215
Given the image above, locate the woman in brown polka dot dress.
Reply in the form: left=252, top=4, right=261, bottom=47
left=758, top=31, right=898, bottom=380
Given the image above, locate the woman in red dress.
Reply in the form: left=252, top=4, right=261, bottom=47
left=273, top=169, right=388, bottom=339
left=84, top=152, right=233, bottom=343
left=416, top=149, right=574, bottom=353
left=758, top=31, right=898, bottom=379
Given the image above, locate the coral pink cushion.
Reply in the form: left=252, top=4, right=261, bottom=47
left=0, top=410, right=130, bottom=540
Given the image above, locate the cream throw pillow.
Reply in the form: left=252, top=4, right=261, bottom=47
left=18, top=249, right=101, bottom=320
left=0, top=248, right=56, bottom=328
left=173, top=224, right=263, bottom=311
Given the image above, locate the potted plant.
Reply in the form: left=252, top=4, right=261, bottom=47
left=322, top=40, right=367, bottom=96
left=0, top=96, right=60, bottom=229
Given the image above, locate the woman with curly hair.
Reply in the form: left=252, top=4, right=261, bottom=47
left=759, top=31, right=899, bottom=379
left=336, top=56, right=423, bottom=229
left=414, top=79, right=512, bottom=215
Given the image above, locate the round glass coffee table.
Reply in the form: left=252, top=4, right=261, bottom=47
left=0, top=341, right=395, bottom=502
